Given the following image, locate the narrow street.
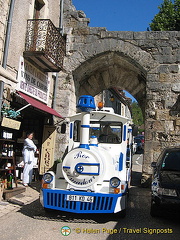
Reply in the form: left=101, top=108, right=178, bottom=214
left=0, top=153, right=180, bottom=240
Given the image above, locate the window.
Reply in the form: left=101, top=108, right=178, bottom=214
left=73, top=121, right=81, bottom=142
left=73, top=120, right=122, bottom=144
left=33, top=0, right=45, bottom=19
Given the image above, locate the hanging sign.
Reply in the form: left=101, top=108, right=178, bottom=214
left=39, top=125, right=56, bottom=175
left=1, top=117, right=21, bottom=130
left=17, top=56, right=50, bottom=104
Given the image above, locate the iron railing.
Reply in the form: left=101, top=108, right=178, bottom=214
left=25, top=19, right=66, bottom=71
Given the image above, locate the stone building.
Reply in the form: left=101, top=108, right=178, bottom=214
left=96, top=88, right=132, bottom=119
left=0, top=0, right=66, bottom=176
left=0, top=0, right=16, bottom=88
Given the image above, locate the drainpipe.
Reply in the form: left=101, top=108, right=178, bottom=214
left=52, top=72, right=58, bottom=109
left=0, top=81, right=4, bottom=121
left=59, top=0, right=64, bottom=36
left=2, top=0, right=15, bottom=69
left=0, top=0, right=15, bottom=121
left=52, top=0, right=64, bottom=109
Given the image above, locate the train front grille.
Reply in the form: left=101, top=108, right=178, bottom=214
left=43, top=189, right=117, bottom=213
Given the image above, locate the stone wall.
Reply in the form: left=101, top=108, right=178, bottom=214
left=55, top=2, right=180, bottom=182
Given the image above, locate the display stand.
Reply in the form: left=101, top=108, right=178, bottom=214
left=0, top=139, right=17, bottom=187
left=0, top=138, right=25, bottom=200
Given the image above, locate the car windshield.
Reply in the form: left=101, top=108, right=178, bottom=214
left=161, top=150, right=180, bottom=171
left=135, top=138, right=141, bottom=143
left=137, top=135, right=144, bottom=140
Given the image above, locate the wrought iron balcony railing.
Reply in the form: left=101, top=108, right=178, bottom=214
left=24, top=19, right=66, bottom=72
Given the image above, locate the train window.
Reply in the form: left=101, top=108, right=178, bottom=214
left=90, top=121, right=122, bottom=144
left=73, top=120, right=122, bottom=144
left=73, top=120, right=81, bottom=142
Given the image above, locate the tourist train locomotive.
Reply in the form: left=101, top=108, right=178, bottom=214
left=40, top=95, right=137, bottom=216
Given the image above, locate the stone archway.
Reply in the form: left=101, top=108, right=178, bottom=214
left=68, top=41, right=158, bottom=185
left=73, top=51, right=147, bottom=112
left=55, top=14, right=180, bottom=184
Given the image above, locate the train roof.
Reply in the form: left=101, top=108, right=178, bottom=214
left=69, top=110, right=131, bottom=124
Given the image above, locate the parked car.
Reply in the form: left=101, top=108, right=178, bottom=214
left=137, top=134, right=144, bottom=143
left=134, top=137, right=144, bottom=152
left=150, top=147, right=180, bottom=217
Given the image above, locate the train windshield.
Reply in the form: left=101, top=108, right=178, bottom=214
left=73, top=120, right=122, bottom=144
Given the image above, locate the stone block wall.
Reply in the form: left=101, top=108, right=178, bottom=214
left=55, top=2, right=180, bottom=183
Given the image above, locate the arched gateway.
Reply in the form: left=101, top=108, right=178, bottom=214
left=55, top=6, right=180, bottom=185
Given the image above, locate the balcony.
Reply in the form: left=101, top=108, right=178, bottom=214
left=24, top=19, right=66, bottom=72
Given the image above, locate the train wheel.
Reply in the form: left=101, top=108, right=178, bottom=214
left=44, top=207, right=56, bottom=214
left=150, top=200, right=159, bottom=217
left=115, top=208, right=126, bottom=218
left=119, top=208, right=126, bottom=218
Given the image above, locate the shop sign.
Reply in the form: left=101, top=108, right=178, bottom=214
left=40, top=125, right=56, bottom=175
left=1, top=117, right=21, bottom=130
left=17, top=56, right=50, bottom=104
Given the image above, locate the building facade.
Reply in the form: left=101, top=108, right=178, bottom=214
left=0, top=0, right=66, bottom=179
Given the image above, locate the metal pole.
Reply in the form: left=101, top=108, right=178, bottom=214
left=16, top=104, right=31, bottom=113
left=0, top=81, right=4, bottom=121
left=2, top=0, right=15, bottom=68
left=0, top=0, right=15, bottom=121
left=59, top=0, right=64, bottom=35
left=53, top=0, right=64, bottom=109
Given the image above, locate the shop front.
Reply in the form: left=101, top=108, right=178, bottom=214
left=15, top=90, right=63, bottom=176
left=0, top=57, right=63, bottom=200
left=0, top=91, right=63, bottom=199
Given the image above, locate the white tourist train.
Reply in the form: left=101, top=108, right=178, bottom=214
left=40, top=95, right=137, bottom=217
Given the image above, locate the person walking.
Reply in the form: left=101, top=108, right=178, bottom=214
left=22, top=132, right=37, bottom=187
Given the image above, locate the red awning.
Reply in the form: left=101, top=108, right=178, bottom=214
left=17, top=91, right=63, bottom=118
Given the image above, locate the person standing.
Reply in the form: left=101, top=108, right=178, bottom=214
left=22, top=132, right=37, bottom=187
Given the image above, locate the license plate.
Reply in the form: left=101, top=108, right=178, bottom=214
left=66, top=195, right=94, bottom=203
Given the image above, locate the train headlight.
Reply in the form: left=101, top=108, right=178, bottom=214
left=110, top=177, right=121, bottom=188
left=43, top=173, right=53, bottom=184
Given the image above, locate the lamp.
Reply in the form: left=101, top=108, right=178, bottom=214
left=110, top=95, right=114, bottom=102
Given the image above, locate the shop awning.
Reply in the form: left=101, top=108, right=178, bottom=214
left=16, top=91, right=63, bottom=118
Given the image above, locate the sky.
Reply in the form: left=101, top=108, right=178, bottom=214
left=72, top=0, right=164, bottom=31
left=72, top=0, right=164, bottom=101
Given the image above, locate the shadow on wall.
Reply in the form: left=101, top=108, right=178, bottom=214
left=169, top=95, right=180, bottom=116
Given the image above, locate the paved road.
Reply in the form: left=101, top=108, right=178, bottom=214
left=1, top=153, right=180, bottom=240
